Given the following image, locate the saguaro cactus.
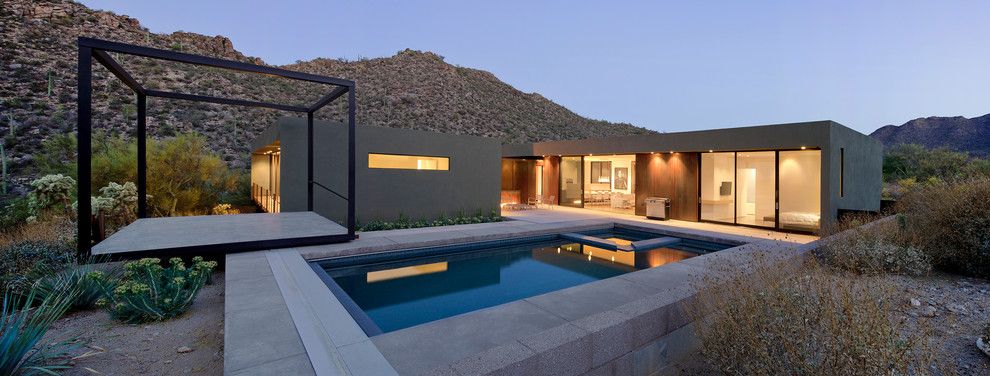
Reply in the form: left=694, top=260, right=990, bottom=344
left=1, top=143, right=7, bottom=195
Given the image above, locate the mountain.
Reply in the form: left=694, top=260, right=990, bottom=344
left=0, top=0, right=652, bottom=190
left=870, top=114, right=990, bottom=157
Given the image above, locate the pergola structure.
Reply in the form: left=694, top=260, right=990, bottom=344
left=77, top=37, right=356, bottom=256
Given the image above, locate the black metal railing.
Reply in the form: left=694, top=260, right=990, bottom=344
left=252, top=183, right=280, bottom=213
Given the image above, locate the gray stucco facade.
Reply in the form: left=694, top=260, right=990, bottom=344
left=503, top=120, right=882, bottom=230
left=251, top=117, right=501, bottom=224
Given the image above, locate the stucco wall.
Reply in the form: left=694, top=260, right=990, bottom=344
left=267, top=117, right=501, bottom=224
left=825, top=121, right=884, bottom=216
left=502, top=120, right=883, bottom=230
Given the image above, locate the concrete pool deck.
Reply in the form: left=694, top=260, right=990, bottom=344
left=93, top=212, right=349, bottom=256
left=224, top=209, right=819, bottom=375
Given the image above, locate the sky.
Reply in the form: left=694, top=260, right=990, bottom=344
left=78, top=0, right=989, bottom=134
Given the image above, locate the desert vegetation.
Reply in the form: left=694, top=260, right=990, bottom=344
left=0, top=132, right=224, bottom=373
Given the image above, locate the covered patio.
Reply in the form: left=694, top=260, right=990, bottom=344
left=77, top=37, right=357, bottom=256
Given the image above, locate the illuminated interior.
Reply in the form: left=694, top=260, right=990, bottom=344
left=582, top=154, right=636, bottom=215
left=778, top=150, right=821, bottom=231
left=559, top=156, right=583, bottom=207
left=735, top=151, right=776, bottom=227
left=250, top=143, right=281, bottom=213
left=701, top=149, right=821, bottom=231
left=368, top=153, right=449, bottom=170
left=700, top=152, right=734, bottom=223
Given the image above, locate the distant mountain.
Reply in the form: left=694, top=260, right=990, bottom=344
left=870, top=114, right=990, bottom=157
left=0, top=0, right=653, bottom=190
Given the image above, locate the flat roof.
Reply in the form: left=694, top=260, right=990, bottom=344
left=502, top=120, right=875, bottom=157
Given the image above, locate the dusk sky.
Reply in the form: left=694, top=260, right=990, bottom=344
left=79, top=0, right=989, bottom=134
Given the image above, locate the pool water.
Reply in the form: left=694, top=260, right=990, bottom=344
left=319, top=234, right=731, bottom=334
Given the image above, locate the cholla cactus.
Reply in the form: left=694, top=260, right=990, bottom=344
left=29, top=174, right=76, bottom=216
left=1, top=143, right=7, bottom=195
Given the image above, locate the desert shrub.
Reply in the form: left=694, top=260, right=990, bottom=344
left=817, top=220, right=931, bottom=276
left=898, top=177, right=990, bottom=278
left=883, top=144, right=972, bottom=183
left=0, top=240, right=75, bottom=296
left=147, top=134, right=237, bottom=217
left=95, top=257, right=217, bottom=323
left=211, top=203, right=239, bottom=215
left=0, top=195, right=32, bottom=231
left=32, top=133, right=77, bottom=178
left=74, top=132, right=239, bottom=217
left=358, top=209, right=502, bottom=231
left=692, top=260, right=945, bottom=375
left=1, top=284, right=75, bottom=375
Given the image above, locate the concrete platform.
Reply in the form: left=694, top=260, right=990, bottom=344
left=92, top=212, right=350, bottom=256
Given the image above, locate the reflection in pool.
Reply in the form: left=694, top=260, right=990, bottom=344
left=322, top=237, right=717, bottom=334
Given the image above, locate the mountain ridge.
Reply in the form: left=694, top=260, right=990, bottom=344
left=869, top=114, right=990, bottom=157
left=0, top=0, right=653, bottom=191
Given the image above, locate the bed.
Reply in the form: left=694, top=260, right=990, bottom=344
left=763, top=211, right=821, bottom=231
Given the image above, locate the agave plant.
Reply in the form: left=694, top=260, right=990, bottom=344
left=34, top=262, right=122, bottom=311
left=1, top=281, right=75, bottom=375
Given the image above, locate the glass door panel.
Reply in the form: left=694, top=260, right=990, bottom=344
left=778, top=150, right=821, bottom=232
left=735, top=151, right=776, bottom=228
left=559, top=156, right=583, bottom=207
left=700, top=152, right=735, bottom=223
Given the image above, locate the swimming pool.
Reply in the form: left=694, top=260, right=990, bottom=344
left=313, top=231, right=733, bottom=335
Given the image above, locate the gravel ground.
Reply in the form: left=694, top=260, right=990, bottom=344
left=892, top=272, right=990, bottom=376
left=42, top=272, right=225, bottom=376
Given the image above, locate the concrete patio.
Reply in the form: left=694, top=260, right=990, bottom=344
left=92, top=212, right=349, bottom=256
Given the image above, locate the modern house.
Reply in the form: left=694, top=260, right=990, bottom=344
left=251, top=117, right=502, bottom=225
left=253, top=118, right=879, bottom=233
left=502, top=120, right=882, bottom=232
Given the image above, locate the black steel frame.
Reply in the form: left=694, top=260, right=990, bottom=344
left=77, top=37, right=357, bottom=256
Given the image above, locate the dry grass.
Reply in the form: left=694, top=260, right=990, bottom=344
left=897, top=177, right=990, bottom=278
left=817, top=218, right=931, bottom=276
left=691, top=256, right=950, bottom=376
left=0, top=216, right=75, bottom=248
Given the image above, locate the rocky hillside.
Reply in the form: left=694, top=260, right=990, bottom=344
left=0, top=0, right=652, bottom=191
left=870, top=114, right=990, bottom=157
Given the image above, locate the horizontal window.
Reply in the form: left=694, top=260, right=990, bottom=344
left=368, top=153, right=449, bottom=170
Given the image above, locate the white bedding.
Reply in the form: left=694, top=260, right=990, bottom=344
left=779, top=211, right=820, bottom=226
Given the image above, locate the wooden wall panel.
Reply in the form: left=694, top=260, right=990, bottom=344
left=634, top=153, right=700, bottom=221
left=501, top=158, right=539, bottom=203
left=542, top=156, right=560, bottom=205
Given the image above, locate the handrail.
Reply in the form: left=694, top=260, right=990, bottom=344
left=310, top=180, right=349, bottom=201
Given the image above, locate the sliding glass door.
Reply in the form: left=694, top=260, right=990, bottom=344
left=559, top=156, right=583, bottom=207
left=700, top=152, right=735, bottom=223
left=700, top=150, right=821, bottom=232
left=735, top=152, right=776, bottom=228
left=778, top=150, right=821, bottom=232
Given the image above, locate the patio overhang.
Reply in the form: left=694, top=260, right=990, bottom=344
left=77, top=37, right=357, bottom=256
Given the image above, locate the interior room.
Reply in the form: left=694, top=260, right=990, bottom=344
left=582, top=155, right=636, bottom=215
